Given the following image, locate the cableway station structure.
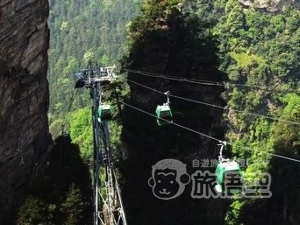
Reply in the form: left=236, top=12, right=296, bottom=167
left=74, top=63, right=127, bottom=225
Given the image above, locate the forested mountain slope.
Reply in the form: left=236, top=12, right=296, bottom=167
left=48, top=0, right=140, bottom=137
left=120, top=1, right=300, bottom=224
left=206, top=0, right=300, bottom=224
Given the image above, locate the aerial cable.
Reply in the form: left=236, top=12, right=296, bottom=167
left=224, top=141, right=300, bottom=164
left=127, top=78, right=224, bottom=109
left=227, top=108, right=300, bottom=125
left=125, top=68, right=224, bottom=86
left=110, top=97, right=223, bottom=143
left=124, top=68, right=300, bottom=93
left=126, top=78, right=300, bottom=126
left=224, top=82, right=300, bottom=94
left=266, top=153, right=300, bottom=163
left=112, top=97, right=300, bottom=165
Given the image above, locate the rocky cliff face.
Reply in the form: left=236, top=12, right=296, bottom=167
left=239, top=0, right=300, bottom=11
left=0, top=0, right=50, bottom=223
left=120, top=7, right=228, bottom=224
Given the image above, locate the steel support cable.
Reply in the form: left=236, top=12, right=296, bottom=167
left=125, top=68, right=224, bottom=86
left=233, top=145, right=300, bottom=164
left=127, top=78, right=225, bottom=109
left=267, top=153, right=300, bottom=163
left=109, top=97, right=231, bottom=143
left=111, top=97, right=300, bottom=164
left=124, top=68, right=300, bottom=93
left=126, top=78, right=300, bottom=126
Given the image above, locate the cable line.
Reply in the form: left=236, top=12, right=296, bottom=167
left=268, top=153, right=300, bottom=163
left=125, top=68, right=225, bottom=86
left=230, top=144, right=300, bottom=164
left=113, top=97, right=300, bottom=165
left=126, top=78, right=300, bottom=126
left=111, top=97, right=223, bottom=142
left=124, top=68, right=300, bottom=93
left=127, top=78, right=224, bottom=109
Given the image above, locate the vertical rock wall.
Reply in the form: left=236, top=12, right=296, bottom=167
left=0, top=0, right=50, bottom=223
left=120, top=7, right=227, bottom=224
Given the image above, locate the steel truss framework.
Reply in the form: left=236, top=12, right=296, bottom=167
left=74, top=64, right=127, bottom=225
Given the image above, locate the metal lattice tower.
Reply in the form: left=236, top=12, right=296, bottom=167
left=74, top=64, right=127, bottom=225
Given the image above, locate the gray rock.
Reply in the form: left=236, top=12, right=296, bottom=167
left=0, top=0, right=50, bottom=223
left=239, top=0, right=300, bottom=11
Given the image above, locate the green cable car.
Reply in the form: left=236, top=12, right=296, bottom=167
left=98, top=104, right=113, bottom=122
left=215, top=159, right=242, bottom=194
left=155, top=105, right=172, bottom=126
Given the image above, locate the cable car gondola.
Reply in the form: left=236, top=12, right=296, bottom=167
left=98, top=104, right=113, bottom=122
left=215, top=159, right=242, bottom=193
left=156, top=104, right=172, bottom=126
left=215, top=142, right=243, bottom=194
left=155, top=91, right=172, bottom=126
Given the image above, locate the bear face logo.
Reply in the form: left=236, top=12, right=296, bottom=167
left=148, top=159, right=190, bottom=200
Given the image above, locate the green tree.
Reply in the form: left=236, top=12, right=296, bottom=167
left=61, top=184, right=88, bottom=225
left=17, top=136, right=93, bottom=225
left=69, top=107, right=93, bottom=161
left=17, top=197, right=51, bottom=225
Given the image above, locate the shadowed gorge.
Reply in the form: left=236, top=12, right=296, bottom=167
left=16, top=136, right=93, bottom=225
left=119, top=1, right=227, bottom=224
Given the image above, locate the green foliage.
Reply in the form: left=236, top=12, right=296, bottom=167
left=272, top=95, right=300, bottom=156
left=69, top=107, right=93, bottom=160
left=16, top=137, right=92, bottom=225
left=47, top=0, right=140, bottom=168
left=225, top=200, right=245, bottom=225
left=126, top=0, right=184, bottom=47
left=60, top=184, right=88, bottom=225
left=229, top=49, right=265, bottom=70
left=214, top=1, right=300, bottom=224
left=48, top=0, right=140, bottom=135
left=281, top=94, right=300, bottom=117
left=17, top=197, right=51, bottom=225
left=49, top=117, right=64, bottom=137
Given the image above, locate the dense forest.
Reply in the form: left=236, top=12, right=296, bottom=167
left=47, top=0, right=140, bottom=160
left=47, top=0, right=139, bottom=128
left=17, top=0, right=300, bottom=224
left=209, top=0, right=300, bottom=223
